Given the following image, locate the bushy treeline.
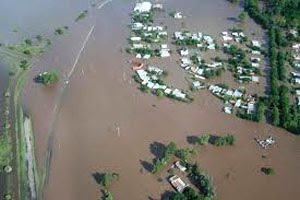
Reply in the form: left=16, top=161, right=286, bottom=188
left=195, top=134, right=235, bottom=146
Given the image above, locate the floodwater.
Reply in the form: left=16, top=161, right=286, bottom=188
left=2, top=0, right=300, bottom=199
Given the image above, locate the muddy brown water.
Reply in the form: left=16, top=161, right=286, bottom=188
left=2, top=0, right=299, bottom=199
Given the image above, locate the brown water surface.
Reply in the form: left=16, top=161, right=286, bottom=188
left=13, top=0, right=300, bottom=199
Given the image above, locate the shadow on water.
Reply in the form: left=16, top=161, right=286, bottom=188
left=160, top=190, right=175, bottom=200
left=150, top=141, right=166, bottom=160
left=227, top=17, right=238, bottom=22
left=187, top=135, right=199, bottom=145
left=139, top=141, right=167, bottom=173
left=92, top=172, right=104, bottom=185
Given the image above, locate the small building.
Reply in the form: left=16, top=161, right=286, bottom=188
left=132, top=22, right=144, bottom=30
left=175, top=161, right=187, bottom=172
left=174, top=12, right=183, bottom=19
left=131, top=36, right=141, bottom=41
left=180, top=48, right=189, bottom=56
left=169, top=175, right=189, bottom=193
left=252, top=40, right=261, bottom=48
left=172, top=89, right=186, bottom=99
left=133, top=2, right=152, bottom=13
left=160, top=49, right=170, bottom=57
left=224, top=107, right=232, bottom=114
left=252, top=76, right=259, bottom=83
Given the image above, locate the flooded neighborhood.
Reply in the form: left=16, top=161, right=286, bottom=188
left=0, top=0, right=300, bottom=200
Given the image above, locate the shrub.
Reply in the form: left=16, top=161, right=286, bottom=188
left=196, top=134, right=210, bottom=145
left=261, top=167, right=275, bottom=175
left=34, top=71, right=59, bottom=86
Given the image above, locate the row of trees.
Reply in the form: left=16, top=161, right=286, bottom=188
left=195, top=134, right=235, bottom=146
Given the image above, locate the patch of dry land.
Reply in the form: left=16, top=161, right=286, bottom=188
left=20, top=0, right=300, bottom=200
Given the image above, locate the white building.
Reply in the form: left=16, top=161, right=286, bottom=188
left=133, top=2, right=152, bottom=13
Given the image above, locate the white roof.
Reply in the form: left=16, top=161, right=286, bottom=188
left=252, top=40, right=261, bottom=47
left=175, top=161, right=187, bottom=172
left=196, top=68, right=204, bottom=75
left=147, top=81, right=155, bottom=89
left=252, top=76, right=259, bottom=82
left=251, top=62, right=260, bottom=68
left=133, top=2, right=152, bottom=13
left=169, top=175, right=188, bottom=193
left=174, top=12, right=183, bottom=19
left=132, top=43, right=144, bottom=49
left=164, top=88, right=172, bottom=94
left=160, top=49, right=170, bottom=57
left=148, top=66, right=163, bottom=75
left=223, top=35, right=233, bottom=41
left=224, top=107, right=232, bottom=114
left=180, top=49, right=189, bottom=56
left=233, top=90, right=243, bottom=98
left=291, top=72, right=300, bottom=77
left=161, top=44, right=168, bottom=49
left=204, top=35, right=213, bottom=43
left=131, top=36, right=141, bottom=41
left=172, top=89, right=186, bottom=99
left=181, top=57, right=192, bottom=65
left=143, top=54, right=151, bottom=59
left=235, top=99, right=242, bottom=107
left=252, top=50, right=261, bottom=55
left=232, top=32, right=239, bottom=37
left=192, top=81, right=201, bottom=88
left=153, top=83, right=167, bottom=90
left=222, top=31, right=228, bottom=36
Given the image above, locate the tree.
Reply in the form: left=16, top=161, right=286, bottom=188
left=34, top=71, right=59, bottom=86
left=196, top=134, right=210, bottom=145
left=261, top=167, right=275, bottom=175
left=238, top=12, right=246, bottom=22
left=272, top=106, right=280, bottom=126
left=175, top=148, right=196, bottom=160
left=99, top=173, right=119, bottom=188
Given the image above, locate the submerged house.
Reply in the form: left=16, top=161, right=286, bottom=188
left=169, top=175, right=189, bottom=193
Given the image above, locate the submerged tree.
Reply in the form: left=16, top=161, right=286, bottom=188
left=34, top=71, right=59, bottom=86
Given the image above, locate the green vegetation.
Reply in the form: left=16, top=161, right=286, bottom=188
left=103, top=190, right=114, bottom=200
left=210, top=134, right=235, bottom=146
left=238, top=12, right=247, bottom=22
left=194, top=134, right=235, bottom=146
left=261, top=167, right=275, bottom=175
left=195, top=134, right=210, bottom=145
left=175, top=148, right=196, bottom=161
left=34, top=71, right=59, bottom=86
left=188, top=163, right=215, bottom=199
left=132, top=11, right=154, bottom=25
left=75, top=10, right=88, bottom=22
left=0, top=134, right=11, bottom=168
left=98, top=172, right=119, bottom=188
left=152, top=141, right=177, bottom=173
left=170, top=187, right=207, bottom=200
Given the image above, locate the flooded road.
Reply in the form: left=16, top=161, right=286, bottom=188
left=1, top=0, right=299, bottom=199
